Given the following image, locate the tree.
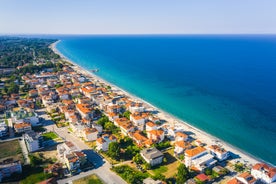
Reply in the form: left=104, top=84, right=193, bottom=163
left=96, top=115, right=109, bottom=127
left=176, top=163, right=190, bottom=184
left=133, top=153, right=145, bottom=164
left=123, top=111, right=131, bottom=120
left=107, top=142, right=120, bottom=160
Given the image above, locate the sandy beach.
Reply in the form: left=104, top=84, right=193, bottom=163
left=50, top=41, right=261, bottom=167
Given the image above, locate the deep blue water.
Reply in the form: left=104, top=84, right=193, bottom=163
left=56, top=35, right=276, bottom=165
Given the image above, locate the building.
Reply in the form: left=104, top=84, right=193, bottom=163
left=235, top=172, right=256, bottom=184
left=11, top=108, right=40, bottom=126
left=208, top=145, right=229, bottom=161
left=23, top=130, right=43, bottom=152
left=140, top=147, right=164, bottom=166
left=0, top=160, right=22, bottom=182
left=96, top=134, right=117, bottom=151
left=82, top=128, right=98, bottom=141
left=174, top=141, right=192, bottom=156
left=147, top=129, right=164, bottom=143
left=145, top=121, right=157, bottom=131
left=76, top=103, right=94, bottom=119
left=185, top=146, right=217, bottom=171
left=0, top=122, right=8, bottom=137
left=14, top=122, right=32, bottom=133
left=251, top=163, right=276, bottom=183
left=175, top=132, right=189, bottom=142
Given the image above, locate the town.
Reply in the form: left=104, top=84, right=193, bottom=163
left=0, top=37, right=275, bottom=184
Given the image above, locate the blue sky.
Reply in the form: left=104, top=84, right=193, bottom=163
left=1, top=0, right=276, bottom=34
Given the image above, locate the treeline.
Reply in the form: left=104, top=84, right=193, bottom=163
left=0, top=37, right=60, bottom=68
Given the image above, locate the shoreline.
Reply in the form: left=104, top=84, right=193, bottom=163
left=50, top=40, right=263, bottom=167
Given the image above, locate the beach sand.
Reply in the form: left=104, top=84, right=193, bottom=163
left=50, top=41, right=260, bottom=167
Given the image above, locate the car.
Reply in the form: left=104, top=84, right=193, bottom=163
left=67, top=131, right=71, bottom=133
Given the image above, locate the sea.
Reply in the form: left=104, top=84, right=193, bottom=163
left=54, top=35, right=276, bottom=165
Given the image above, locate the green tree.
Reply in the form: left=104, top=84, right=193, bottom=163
left=133, top=153, right=145, bottom=164
left=176, top=163, right=190, bottom=184
left=96, top=115, right=109, bottom=127
left=108, top=142, right=120, bottom=160
left=123, top=111, right=131, bottom=120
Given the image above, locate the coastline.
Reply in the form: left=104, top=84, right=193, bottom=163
left=50, top=40, right=262, bottom=167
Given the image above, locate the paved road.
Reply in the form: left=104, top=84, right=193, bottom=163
left=40, top=111, right=126, bottom=184
left=19, top=137, right=30, bottom=165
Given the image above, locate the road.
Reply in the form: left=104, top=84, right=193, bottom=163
left=40, top=110, right=126, bottom=184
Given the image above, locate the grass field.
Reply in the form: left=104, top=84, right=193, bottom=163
left=42, top=131, right=58, bottom=140
left=0, top=140, right=23, bottom=162
left=73, top=174, right=104, bottom=184
left=148, top=148, right=180, bottom=178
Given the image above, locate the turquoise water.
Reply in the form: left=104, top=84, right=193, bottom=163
left=56, top=35, right=276, bottom=165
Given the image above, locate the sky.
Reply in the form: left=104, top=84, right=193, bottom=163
left=1, top=0, right=276, bottom=34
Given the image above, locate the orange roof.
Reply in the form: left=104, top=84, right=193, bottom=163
left=209, top=145, right=227, bottom=154
left=175, top=132, right=188, bottom=139
left=185, top=146, right=206, bottom=157
left=76, top=103, right=92, bottom=114
left=237, top=172, right=256, bottom=184
left=252, top=163, right=276, bottom=178
left=148, top=129, right=164, bottom=136
left=81, top=86, right=95, bottom=93
left=108, top=112, right=118, bottom=117
left=132, top=131, right=148, bottom=142
left=96, top=137, right=105, bottom=144
left=84, top=128, right=97, bottom=135
left=146, top=121, right=156, bottom=127
left=227, top=178, right=243, bottom=184
left=14, top=122, right=31, bottom=129
left=175, top=141, right=191, bottom=149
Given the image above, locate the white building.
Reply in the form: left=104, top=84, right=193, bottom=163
left=82, top=128, right=98, bottom=141
left=23, top=131, right=43, bottom=152
left=140, top=147, right=164, bottom=167
left=185, top=146, right=217, bottom=171
left=0, top=122, right=8, bottom=137
left=251, top=163, right=276, bottom=184
left=208, top=145, right=229, bottom=161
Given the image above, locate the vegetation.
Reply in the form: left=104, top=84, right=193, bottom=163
left=0, top=140, right=23, bottom=162
left=176, top=163, right=190, bottom=184
left=73, top=174, right=104, bottom=184
left=153, top=140, right=171, bottom=150
left=123, top=110, right=131, bottom=120
left=41, top=131, right=58, bottom=141
left=0, top=37, right=59, bottom=68
left=234, top=162, right=245, bottom=172
left=112, top=165, right=148, bottom=184
left=107, top=142, right=120, bottom=160
left=20, top=170, right=52, bottom=184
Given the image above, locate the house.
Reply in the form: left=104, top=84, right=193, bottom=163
left=107, top=112, right=119, bottom=122
left=208, top=145, right=229, bottom=161
left=65, top=153, right=80, bottom=172
left=175, top=132, right=189, bottom=142
left=0, top=160, right=22, bottom=182
left=14, top=122, right=32, bottom=133
left=145, top=121, right=157, bottom=131
left=0, top=122, right=8, bottom=137
left=82, top=128, right=98, bottom=141
left=195, top=173, right=209, bottom=183
left=185, top=146, right=217, bottom=171
left=147, top=129, right=164, bottom=143
left=174, top=141, right=192, bottom=156
left=119, top=121, right=135, bottom=136
left=76, top=104, right=94, bottom=119
left=140, top=147, right=164, bottom=166
left=11, top=108, right=40, bottom=126
left=23, top=130, right=43, bottom=152
left=130, top=112, right=146, bottom=131
left=96, top=137, right=108, bottom=151
left=96, top=134, right=117, bottom=151
left=29, top=89, right=38, bottom=97
left=57, top=141, right=78, bottom=160
left=251, top=163, right=276, bottom=183
left=235, top=172, right=256, bottom=184
left=130, top=131, right=148, bottom=147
